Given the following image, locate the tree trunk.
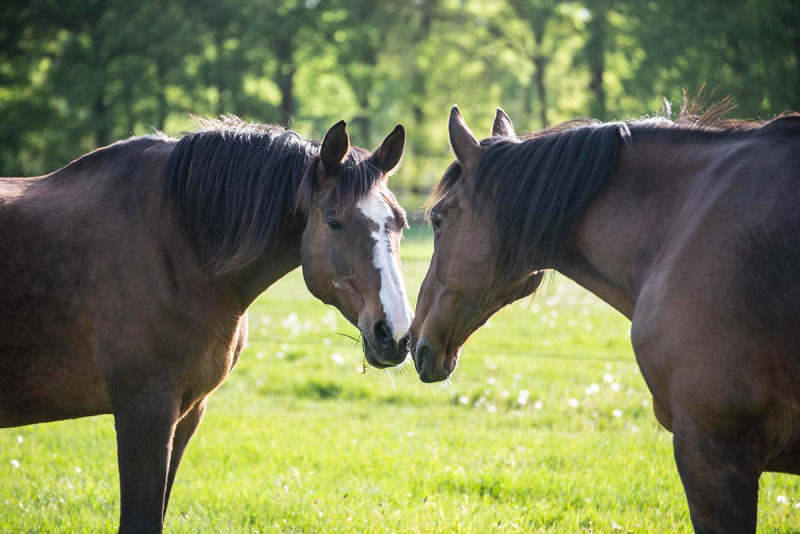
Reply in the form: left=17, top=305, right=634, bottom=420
left=532, top=29, right=547, bottom=127
left=278, top=66, right=296, bottom=127
left=410, top=0, right=436, bottom=128
left=155, top=63, right=168, bottom=132
left=273, top=32, right=296, bottom=127
left=523, top=78, right=534, bottom=125
left=586, top=1, right=609, bottom=119
left=354, top=90, right=371, bottom=147
left=93, top=88, right=110, bottom=147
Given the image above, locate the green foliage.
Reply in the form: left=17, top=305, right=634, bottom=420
left=2, top=229, right=800, bottom=532
left=1, top=0, right=797, bottom=195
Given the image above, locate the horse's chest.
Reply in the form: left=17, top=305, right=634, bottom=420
left=182, top=314, right=248, bottom=404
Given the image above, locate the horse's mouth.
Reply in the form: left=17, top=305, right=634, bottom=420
left=412, top=337, right=462, bottom=383
left=364, top=352, right=392, bottom=369
left=362, top=333, right=410, bottom=369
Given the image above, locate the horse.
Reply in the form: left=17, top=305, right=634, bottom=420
left=0, top=116, right=414, bottom=533
left=409, top=104, right=800, bottom=533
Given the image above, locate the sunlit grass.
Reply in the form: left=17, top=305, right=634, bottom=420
left=2, top=225, right=799, bottom=532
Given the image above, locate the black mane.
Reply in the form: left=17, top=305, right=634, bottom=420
left=163, top=117, right=381, bottom=274
left=484, top=121, right=631, bottom=275
left=430, top=120, right=630, bottom=280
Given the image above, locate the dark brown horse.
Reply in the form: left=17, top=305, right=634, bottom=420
left=0, top=117, right=413, bottom=533
left=410, top=104, right=800, bottom=533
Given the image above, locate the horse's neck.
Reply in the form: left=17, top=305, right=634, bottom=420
left=557, top=137, right=711, bottom=319
left=225, top=224, right=304, bottom=311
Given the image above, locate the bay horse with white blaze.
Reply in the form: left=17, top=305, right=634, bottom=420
left=0, top=117, right=413, bottom=533
left=410, top=104, right=800, bottom=533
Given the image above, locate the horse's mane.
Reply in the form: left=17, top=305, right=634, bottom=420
left=477, top=121, right=631, bottom=277
left=163, top=116, right=380, bottom=274
left=429, top=95, right=799, bottom=281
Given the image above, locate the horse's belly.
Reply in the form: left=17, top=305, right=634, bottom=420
left=0, top=343, right=111, bottom=428
left=766, top=454, right=800, bottom=475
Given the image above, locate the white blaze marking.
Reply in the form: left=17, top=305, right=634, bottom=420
left=357, top=191, right=413, bottom=340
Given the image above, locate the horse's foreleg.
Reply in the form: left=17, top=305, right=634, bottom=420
left=672, top=416, right=762, bottom=534
left=162, top=398, right=207, bottom=520
left=113, top=391, right=181, bottom=534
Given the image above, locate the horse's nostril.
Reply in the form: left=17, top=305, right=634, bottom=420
left=374, top=321, right=393, bottom=350
left=415, top=343, right=428, bottom=373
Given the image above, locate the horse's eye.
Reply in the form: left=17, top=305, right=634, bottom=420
left=431, top=212, right=443, bottom=231
left=326, top=219, right=343, bottom=232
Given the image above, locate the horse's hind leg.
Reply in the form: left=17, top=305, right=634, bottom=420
left=113, top=390, right=181, bottom=534
left=672, top=416, right=763, bottom=534
left=162, top=398, right=207, bottom=520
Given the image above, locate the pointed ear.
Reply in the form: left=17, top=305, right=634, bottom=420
left=320, top=120, right=350, bottom=173
left=449, top=105, right=480, bottom=167
left=492, top=107, right=516, bottom=137
left=371, top=124, right=405, bottom=176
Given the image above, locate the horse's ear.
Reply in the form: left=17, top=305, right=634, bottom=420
left=371, top=124, right=405, bottom=176
left=320, top=120, right=350, bottom=174
left=449, top=105, right=480, bottom=167
left=492, top=107, right=516, bottom=138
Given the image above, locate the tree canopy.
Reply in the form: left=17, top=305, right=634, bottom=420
left=1, top=0, right=797, bottom=198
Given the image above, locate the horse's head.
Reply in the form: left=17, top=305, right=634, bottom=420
left=299, top=120, right=413, bottom=369
left=410, top=107, right=544, bottom=382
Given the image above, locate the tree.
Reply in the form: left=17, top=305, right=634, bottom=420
left=576, top=0, right=614, bottom=119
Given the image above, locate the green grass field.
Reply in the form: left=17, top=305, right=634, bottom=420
left=2, top=226, right=799, bottom=533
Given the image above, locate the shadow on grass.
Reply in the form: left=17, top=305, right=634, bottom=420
left=259, top=379, right=421, bottom=405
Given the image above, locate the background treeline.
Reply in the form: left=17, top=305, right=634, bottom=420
left=1, top=0, right=798, bottom=199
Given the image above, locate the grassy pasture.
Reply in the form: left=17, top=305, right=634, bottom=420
left=2, top=226, right=799, bottom=533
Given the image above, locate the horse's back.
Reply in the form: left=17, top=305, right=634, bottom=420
left=0, top=136, right=173, bottom=427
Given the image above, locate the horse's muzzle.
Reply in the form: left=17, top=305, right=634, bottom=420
left=363, top=323, right=410, bottom=368
left=411, top=335, right=456, bottom=383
